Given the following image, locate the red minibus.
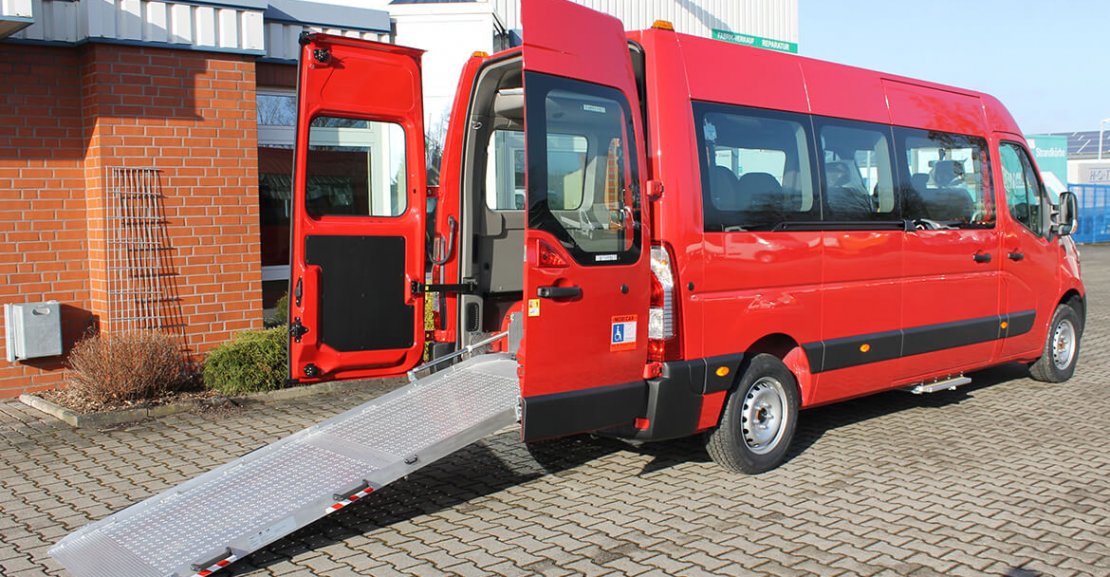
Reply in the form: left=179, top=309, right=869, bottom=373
left=287, top=0, right=1084, bottom=473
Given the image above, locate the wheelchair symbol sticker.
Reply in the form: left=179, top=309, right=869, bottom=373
left=610, top=315, right=637, bottom=352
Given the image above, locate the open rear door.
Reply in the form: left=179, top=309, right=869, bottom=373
left=289, top=35, right=427, bottom=382
left=519, top=0, right=652, bottom=440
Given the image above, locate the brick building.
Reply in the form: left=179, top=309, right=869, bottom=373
left=0, top=0, right=391, bottom=397
left=0, top=0, right=798, bottom=398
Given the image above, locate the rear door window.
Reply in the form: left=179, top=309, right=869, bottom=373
left=525, top=73, right=641, bottom=264
left=304, top=116, right=407, bottom=218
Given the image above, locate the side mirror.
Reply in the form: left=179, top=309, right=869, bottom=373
left=1054, top=190, right=1079, bottom=237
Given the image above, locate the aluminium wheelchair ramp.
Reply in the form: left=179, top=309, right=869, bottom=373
left=50, top=354, right=520, bottom=577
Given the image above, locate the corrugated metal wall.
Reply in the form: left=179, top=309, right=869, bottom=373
left=493, top=0, right=797, bottom=43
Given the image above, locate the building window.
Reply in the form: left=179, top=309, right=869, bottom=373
left=257, top=90, right=297, bottom=310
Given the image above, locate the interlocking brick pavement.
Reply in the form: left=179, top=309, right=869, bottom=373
left=2, top=246, right=1109, bottom=577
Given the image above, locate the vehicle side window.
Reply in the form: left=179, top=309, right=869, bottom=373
left=525, top=73, right=641, bottom=265
left=896, top=128, right=993, bottom=228
left=304, top=116, right=407, bottom=218
left=815, top=119, right=897, bottom=222
left=486, top=130, right=526, bottom=210
left=999, top=142, right=1045, bottom=236
left=693, top=103, right=818, bottom=232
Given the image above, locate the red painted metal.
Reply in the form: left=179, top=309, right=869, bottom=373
left=291, top=1, right=1083, bottom=438
left=289, top=35, right=428, bottom=381
left=516, top=0, right=652, bottom=407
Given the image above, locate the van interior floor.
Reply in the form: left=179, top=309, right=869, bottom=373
left=50, top=354, right=520, bottom=577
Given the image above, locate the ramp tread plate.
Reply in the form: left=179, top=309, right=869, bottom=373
left=51, top=355, right=519, bottom=577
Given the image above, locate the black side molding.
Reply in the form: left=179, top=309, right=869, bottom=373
left=803, top=310, right=1037, bottom=373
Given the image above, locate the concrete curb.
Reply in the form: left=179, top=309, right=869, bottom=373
left=19, top=377, right=405, bottom=429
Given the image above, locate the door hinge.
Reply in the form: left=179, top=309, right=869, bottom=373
left=411, top=278, right=478, bottom=295
left=290, top=317, right=309, bottom=342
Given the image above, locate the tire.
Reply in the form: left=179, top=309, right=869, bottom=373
left=1029, top=304, right=1082, bottom=383
left=704, top=353, right=800, bottom=474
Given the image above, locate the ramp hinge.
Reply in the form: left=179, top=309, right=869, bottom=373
left=192, top=548, right=234, bottom=572
left=333, top=480, right=371, bottom=502
left=290, top=317, right=309, bottom=342
left=411, top=278, right=477, bottom=295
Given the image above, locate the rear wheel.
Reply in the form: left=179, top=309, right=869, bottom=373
left=1029, top=303, right=1082, bottom=383
left=705, top=354, right=799, bottom=474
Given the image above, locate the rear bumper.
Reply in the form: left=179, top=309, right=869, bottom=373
left=609, top=353, right=745, bottom=442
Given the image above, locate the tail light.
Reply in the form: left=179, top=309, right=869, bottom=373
left=648, top=243, right=682, bottom=361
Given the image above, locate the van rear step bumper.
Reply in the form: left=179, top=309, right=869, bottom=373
left=903, top=375, right=971, bottom=394
left=50, top=354, right=520, bottom=577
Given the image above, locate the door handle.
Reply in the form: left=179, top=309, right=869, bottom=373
left=537, top=285, right=582, bottom=299
left=973, top=253, right=992, bottom=263
left=1008, top=252, right=1025, bottom=261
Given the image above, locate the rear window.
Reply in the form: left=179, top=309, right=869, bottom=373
left=693, top=103, right=818, bottom=232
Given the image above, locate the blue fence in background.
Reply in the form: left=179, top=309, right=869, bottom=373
left=1070, top=184, right=1110, bottom=245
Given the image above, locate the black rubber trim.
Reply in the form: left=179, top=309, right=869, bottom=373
left=1004, top=310, right=1037, bottom=338
left=702, top=353, right=746, bottom=393
left=901, top=316, right=1001, bottom=357
left=603, top=353, right=746, bottom=442
left=803, top=310, right=1037, bottom=373
left=658, top=358, right=706, bottom=394
left=305, top=235, right=414, bottom=352
left=630, top=375, right=703, bottom=442
left=819, top=329, right=902, bottom=372
left=522, top=380, right=646, bottom=441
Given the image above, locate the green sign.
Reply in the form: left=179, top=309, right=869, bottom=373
left=712, top=29, right=797, bottom=54
left=1026, top=134, right=1068, bottom=192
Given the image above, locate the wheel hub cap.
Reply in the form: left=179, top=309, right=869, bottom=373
left=1052, top=319, right=1076, bottom=370
left=741, top=377, right=787, bottom=455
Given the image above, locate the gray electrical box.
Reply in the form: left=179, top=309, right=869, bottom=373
left=4, top=301, right=63, bottom=363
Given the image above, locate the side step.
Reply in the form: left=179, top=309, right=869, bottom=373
left=50, top=354, right=520, bottom=577
left=903, top=375, right=971, bottom=395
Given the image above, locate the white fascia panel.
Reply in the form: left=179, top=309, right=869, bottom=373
left=144, top=1, right=168, bottom=43
left=194, top=5, right=216, bottom=47
left=241, top=9, right=263, bottom=51
left=169, top=2, right=192, bottom=44
left=118, top=0, right=143, bottom=40
left=217, top=7, right=237, bottom=48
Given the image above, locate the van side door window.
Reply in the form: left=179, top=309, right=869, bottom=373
left=814, top=119, right=898, bottom=222
left=999, top=142, right=1046, bottom=237
left=692, top=103, right=818, bottom=231
left=896, top=128, right=993, bottom=228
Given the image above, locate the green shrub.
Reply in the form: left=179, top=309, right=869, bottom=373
left=203, top=328, right=288, bottom=395
left=271, top=292, right=289, bottom=327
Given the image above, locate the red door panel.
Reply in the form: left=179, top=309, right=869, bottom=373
left=518, top=0, right=651, bottom=440
left=289, top=35, right=427, bottom=382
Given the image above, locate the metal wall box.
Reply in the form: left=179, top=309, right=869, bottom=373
left=4, top=301, right=63, bottom=362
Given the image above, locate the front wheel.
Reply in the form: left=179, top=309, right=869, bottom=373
left=1029, top=304, right=1082, bottom=383
left=704, top=354, right=799, bottom=474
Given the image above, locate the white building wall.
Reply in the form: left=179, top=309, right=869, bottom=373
left=388, top=2, right=506, bottom=133
left=322, top=0, right=800, bottom=129
left=493, top=0, right=798, bottom=42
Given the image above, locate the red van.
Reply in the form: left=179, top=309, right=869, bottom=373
left=287, top=0, right=1084, bottom=474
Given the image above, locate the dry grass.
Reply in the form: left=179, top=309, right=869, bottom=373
left=65, top=331, right=194, bottom=409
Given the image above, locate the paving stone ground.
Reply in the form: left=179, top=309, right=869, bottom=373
left=2, top=246, right=1109, bottom=577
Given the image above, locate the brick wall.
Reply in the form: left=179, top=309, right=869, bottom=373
left=0, top=43, right=263, bottom=398
left=0, top=46, right=91, bottom=396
